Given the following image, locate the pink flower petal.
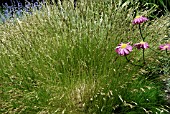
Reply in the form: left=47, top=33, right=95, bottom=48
left=115, top=43, right=133, bottom=56
left=132, top=16, right=148, bottom=25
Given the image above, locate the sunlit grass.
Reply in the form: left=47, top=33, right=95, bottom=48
left=0, top=0, right=169, bottom=113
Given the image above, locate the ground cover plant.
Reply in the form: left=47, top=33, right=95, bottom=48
left=0, top=0, right=170, bottom=113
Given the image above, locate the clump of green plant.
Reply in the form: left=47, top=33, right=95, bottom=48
left=0, top=0, right=169, bottom=113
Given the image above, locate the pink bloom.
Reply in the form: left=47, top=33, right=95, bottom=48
left=132, top=16, right=148, bottom=24
left=159, top=44, right=170, bottom=50
left=134, top=41, right=149, bottom=49
left=115, top=43, right=133, bottom=56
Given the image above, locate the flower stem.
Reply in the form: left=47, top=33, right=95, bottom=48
left=125, top=55, right=130, bottom=63
left=142, top=48, right=145, bottom=64
left=166, top=49, right=168, bottom=55
left=125, top=56, right=143, bottom=67
left=139, top=24, right=145, bottom=41
left=139, top=24, right=146, bottom=65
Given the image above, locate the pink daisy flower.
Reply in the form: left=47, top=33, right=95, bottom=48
left=132, top=16, right=148, bottom=24
left=134, top=41, right=149, bottom=49
left=115, top=43, right=133, bottom=56
left=159, top=44, right=170, bottom=50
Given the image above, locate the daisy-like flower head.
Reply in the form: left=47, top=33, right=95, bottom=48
left=159, top=44, right=170, bottom=50
left=115, top=43, right=133, bottom=56
left=134, top=41, right=149, bottom=49
left=132, top=16, right=148, bottom=25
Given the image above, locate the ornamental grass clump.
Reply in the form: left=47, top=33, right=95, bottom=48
left=0, top=1, right=169, bottom=113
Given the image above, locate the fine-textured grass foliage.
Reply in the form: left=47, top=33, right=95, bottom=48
left=0, top=0, right=170, bottom=113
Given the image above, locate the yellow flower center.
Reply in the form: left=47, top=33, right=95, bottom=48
left=121, top=44, right=127, bottom=49
left=135, top=16, right=141, bottom=18
left=164, top=45, right=168, bottom=49
left=140, top=41, right=145, bottom=44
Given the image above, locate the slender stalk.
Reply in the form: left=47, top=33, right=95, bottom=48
left=125, top=55, right=130, bottom=63
left=142, top=48, right=145, bottom=64
left=166, top=49, right=168, bottom=55
left=139, top=24, right=145, bottom=41
left=139, top=24, right=146, bottom=64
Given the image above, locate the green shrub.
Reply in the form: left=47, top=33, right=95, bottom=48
left=0, top=0, right=169, bottom=113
